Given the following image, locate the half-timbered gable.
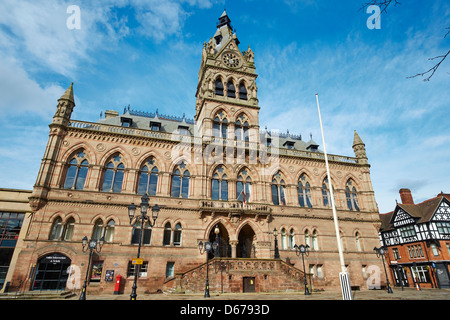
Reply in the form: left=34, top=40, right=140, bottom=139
left=379, top=190, right=450, bottom=289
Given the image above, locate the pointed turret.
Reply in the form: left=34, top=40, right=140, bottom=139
left=52, top=82, right=76, bottom=127
left=352, top=130, right=368, bottom=164
left=58, top=82, right=75, bottom=104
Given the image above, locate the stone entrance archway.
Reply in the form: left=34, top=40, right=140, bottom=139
left=208, top=223, right=231, bottom=258
left=237, top=224, right=256, bottom=258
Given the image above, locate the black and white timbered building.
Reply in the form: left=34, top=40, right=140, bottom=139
left=379, top=189, right=450, bottom=289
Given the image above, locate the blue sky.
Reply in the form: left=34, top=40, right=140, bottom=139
left=0, top=0, right=449, bottom=213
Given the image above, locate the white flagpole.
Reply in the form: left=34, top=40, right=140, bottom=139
left=315, top=93, right=353, bottom=300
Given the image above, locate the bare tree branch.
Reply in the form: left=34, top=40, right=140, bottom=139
left=407, top=49, right=450, bottom=81
left=360, top=2, right=449, bottom=81
left=360, top=0, right=401, bottom=13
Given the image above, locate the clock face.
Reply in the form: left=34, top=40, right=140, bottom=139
left=222, top=52, right=240, bottom=68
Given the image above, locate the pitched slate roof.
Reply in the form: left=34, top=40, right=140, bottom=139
left=97, top=109, right=318, bottom=153
left=379, top=193, right=450, bottom=231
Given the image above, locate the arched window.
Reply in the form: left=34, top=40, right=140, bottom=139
left=235, top=114, right=249, bottom=141
left=213, top=111, right=228, bottom=139
left=311, top=230, right=319, bottom=250
left=49, top=217, right=63, bottom=240
left=305, top=229, right=310, bottom=247
left=211, top=166, right=228, bottom=201
left=64, top=151, right=89, bottom=190
left=104, top=219, right=115, bottom=242
left=137, top=158, right=159, bottom=196
left=227, top=81, right=236, bottom=98
left=236, top=168, right=252, bottom=203
left=171, top=162, right=190, bottom=198
left=62, top=217, right=75, bottom=241
left=322, top=177, right=332, bottom=207
left=355, top=232, right=362, bottom=252
left=131, top=221, right=152, bottom=245
left=92, top=219, right=103, bottom=240
left=163, top=222, right=172, bottom=246
left=101, top=154, right=125, bottom=193
left=271, top=171, right=286, bottom=205
left=239, top=82, right=247, bottom=100
left=173, top=223, right=182, bottom=246
left=345, top=179, right=360, bottom=211
left=281, top=228, right=287, bottom=250
left=215, top=78, right=224, bottom=96
left=289, top=229, right=295, bottom=249
left=298, top=174, right=313, bottom=208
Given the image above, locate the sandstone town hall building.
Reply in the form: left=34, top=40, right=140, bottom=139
left=10, top=11, right=383, bottom=295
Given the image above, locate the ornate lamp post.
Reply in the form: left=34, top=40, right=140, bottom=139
left=79, top=236, right=104, bottom=300
left=198, top=225, right=219, bottom=298
left=273, top=228, right=280, bottom=259
left=374, top=246, right=393, bottom=294
left=128, top=193, right=159, bottom=301
left=294, top=244, right=311, bottom=295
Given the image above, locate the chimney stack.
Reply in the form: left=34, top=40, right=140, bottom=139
left=399, top=188, right=414, bottom=205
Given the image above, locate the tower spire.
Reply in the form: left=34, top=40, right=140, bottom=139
left=352, top=130, right=368, bottom=164
left=52, top=82, right=76, bottom=127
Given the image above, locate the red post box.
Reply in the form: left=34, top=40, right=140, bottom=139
left=114, top=275, right=122, bottom=295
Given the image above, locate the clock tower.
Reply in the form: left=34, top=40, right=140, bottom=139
left=195, top=11, right=260, bottom=141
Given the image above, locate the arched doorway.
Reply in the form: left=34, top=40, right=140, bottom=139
left=237, top=224, right=256, bottom=258
left=208, top=223, right=231, bottom=259
left=32, top=253, right=71, bottom=291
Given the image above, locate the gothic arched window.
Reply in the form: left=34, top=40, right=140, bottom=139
left=236, top=168, right=252, bottom=203
left=211, top=166, right=228, bottom=201
left=131, top=221, right=152, bottom=245
left=215, top=78, right=224, bottom=96
left=92, top=219, right=104, bottom=240
left=171, top=162, right=190, bottom=198
left=345, top=179, right=360, bottom=211
left=163, top=222, right=172, bottom=246
left=104, top=219, right=115, bottom=242
left=173, top=223, right=182, bottom=246
left=298, top=174, right=313, bottom=208
left=62, top=217, right=75, bottom=241
left=213, top=111, right=228, bottom=139
left=235, top=114, right=249, bottom=141
left=289, top=229, right=295, bottom=249
left=101, top=154, right=125, bottom=193
left=271, top=171, right=286, bottom=206
left=355, top=232, right=362, bottom=252
left=239, top=82, right=248, bottom=100
left=137, top=158, right=159, bottom=196
left=227, top=81, right=236, bottom=98
left=49, top=217, right=63, bottom=240
left=322, top=177, right=332, bottom=207
left=64, top=151, right=89, bottom=190
left=281, top=228, right=287, bottom=250
left=311, top=230, right=319, bottom=250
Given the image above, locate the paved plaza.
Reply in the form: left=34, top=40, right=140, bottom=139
left=60, top=287, right=450, bottom=300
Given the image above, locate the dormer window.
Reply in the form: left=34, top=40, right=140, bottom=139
left=121, top=117, right=132, bottom=127
left=215, top=34, right=222, bottom=45
left=178, top=126, right=190, bottom=136
left=284, top=141, right=295, bottom=149
left=150, top=121, right=161, bottom=131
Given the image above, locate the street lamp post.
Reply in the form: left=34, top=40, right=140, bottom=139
left=374, top=246, right=393, bottom=294
left=128, top=193, right=159, bottom=301
left=79, top=236, right=104, bottom=300
left=273, top=228, right=280, bottom=259
left=294, top=244, right=311, bottom=295
left=198, top=225, right=219, bottom=298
